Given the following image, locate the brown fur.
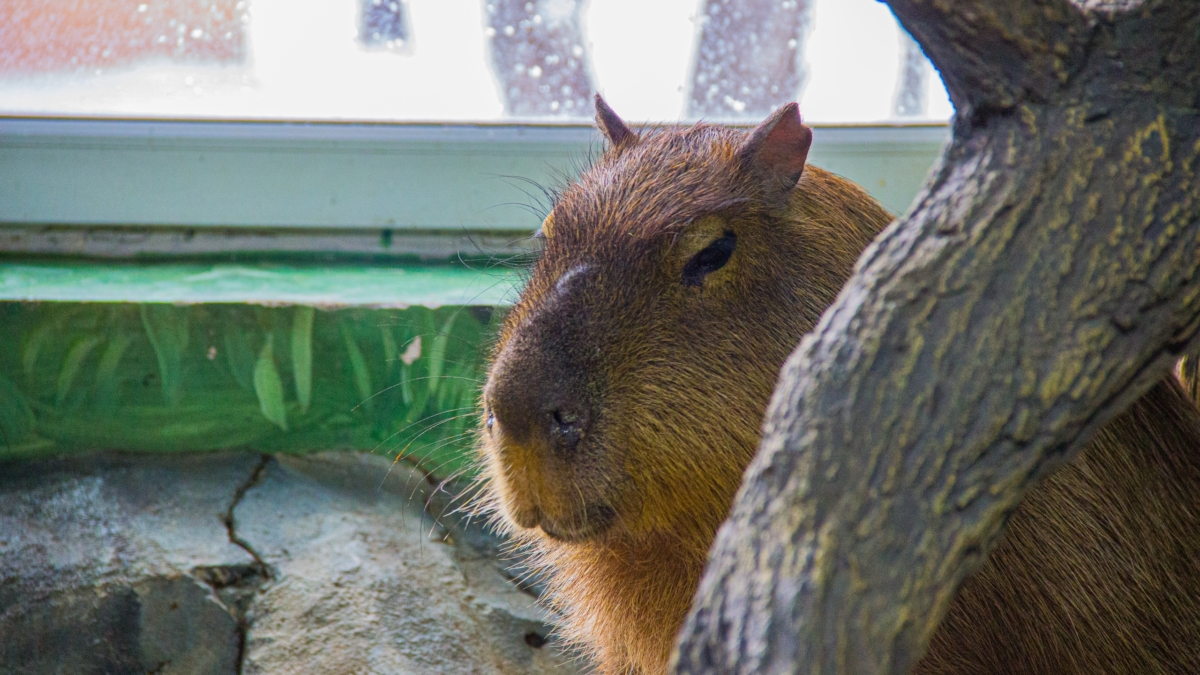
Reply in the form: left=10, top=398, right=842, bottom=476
left=477, top=104, right=1200, bottom=674
left=916, top=379, right=1200, bottom=675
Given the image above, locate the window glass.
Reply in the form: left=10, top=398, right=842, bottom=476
left=0, top=0, right=953, bottom=123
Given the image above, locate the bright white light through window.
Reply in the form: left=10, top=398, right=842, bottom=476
left=0, top=0, right=953, bottom=123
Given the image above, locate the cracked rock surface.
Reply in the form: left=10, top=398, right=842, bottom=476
left=0, top=451, right=580, bottom=674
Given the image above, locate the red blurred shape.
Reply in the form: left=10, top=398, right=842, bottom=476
left=0, top=0, right=248, bottom=75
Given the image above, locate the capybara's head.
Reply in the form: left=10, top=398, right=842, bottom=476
left=478, top=97, right=889, bottom=552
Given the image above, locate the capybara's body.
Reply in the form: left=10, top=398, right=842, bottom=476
left=917, top=378, right=1200, bottom=675
left=477, top=98, right=1200, bottom=674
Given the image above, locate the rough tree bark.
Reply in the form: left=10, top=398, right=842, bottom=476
left=674, top=1, right=1200, bottom=673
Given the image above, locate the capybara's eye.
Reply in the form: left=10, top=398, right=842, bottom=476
left=682, top=231, right=737, bottom=287
left=486, top=411, right=495, bottom=433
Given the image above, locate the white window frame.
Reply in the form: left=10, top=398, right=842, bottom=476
left=0, top=117, right=948, bottom=259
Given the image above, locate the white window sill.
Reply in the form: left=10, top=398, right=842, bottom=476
left=0, top=117, right=948, bottom=258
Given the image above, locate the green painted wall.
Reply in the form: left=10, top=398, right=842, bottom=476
left=0, top=261, right=522, bottom=307
left=0, top=300, right=498, bottom=480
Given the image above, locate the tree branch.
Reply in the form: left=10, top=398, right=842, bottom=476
left=673, top=1, right=1200, bottom=673
left=887, top=0, right=1089, bottom=117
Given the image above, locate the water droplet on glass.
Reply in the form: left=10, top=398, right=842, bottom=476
left=191, top=28, right=203, bottom=38
left=541, top=0, right=575, bottom=23
left=137, top=3, right=148, bottom=12
left=485, top=26, right=496, bottom=37
left=688, top=0, right=814, bottom=119
left=487, top=0, right=593, bottom=118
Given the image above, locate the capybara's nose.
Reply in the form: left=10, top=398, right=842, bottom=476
left=550, top=407, right=587, bottom=452
left=490, top=391, right=589, bottom=456
left=484, top=291, right=597, bottom=457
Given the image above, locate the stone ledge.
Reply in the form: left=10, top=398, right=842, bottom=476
left=0, top=451, right=579, bottom=674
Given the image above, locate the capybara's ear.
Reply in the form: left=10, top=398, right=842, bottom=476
left=594, top=94, right=638, bottom=149
left=738, top=102, right=813, bottom=194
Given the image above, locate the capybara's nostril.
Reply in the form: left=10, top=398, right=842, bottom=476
left=551, top=408, right=586, bottom=451
left=553, top=409, right=579, bottom=427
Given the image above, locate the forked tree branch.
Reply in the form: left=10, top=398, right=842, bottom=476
left=674, top=0, right=1200, bottom=673
left=887, top=0, right=1088, bottom=115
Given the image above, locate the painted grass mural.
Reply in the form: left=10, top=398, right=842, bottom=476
left=0, top=302, right=498, bottom=480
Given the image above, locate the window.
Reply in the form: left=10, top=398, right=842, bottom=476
left=1, top=0, right=952, bottom=257
left=1, top=0, right=952, bottom=123
left=0, top=0, right=951, bottom=465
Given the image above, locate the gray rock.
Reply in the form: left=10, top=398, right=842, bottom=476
left=0, top=452, right=257, bottom=675
left=0, top=451, right=580, bottom=675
